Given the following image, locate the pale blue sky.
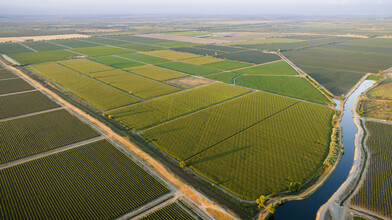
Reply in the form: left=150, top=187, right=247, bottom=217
left=0, top=0, right=391, bottom=16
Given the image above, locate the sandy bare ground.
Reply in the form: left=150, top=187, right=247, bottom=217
left=134, top=33, right=231, bottom=44
left=0, top=60, right=238, bottom=220
left=167, top=76, right=213, bottom=88
left=0, top=34, right=90, bottom=43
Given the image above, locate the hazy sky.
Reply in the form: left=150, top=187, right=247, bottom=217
left=1, top=0, right=391, bottom=16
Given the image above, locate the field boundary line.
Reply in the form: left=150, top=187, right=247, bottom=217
left=105, top=81, right=216, bottom=113
left=0, top=77, right=21, bottom=81
left=103, top=36, right=171, bottom=49
left=18, top=42, right=38, bottom=52
left=46, top=41, right=72, bottom=49
left=0, top=88, right=37, bottom=97
left=0, top=136, right=105, bottom=170
left=0, top=107, right=64, bottom=122
left=75, top=38, right=138, bottom=52
left=184, top=101, right=300, bottom=161
left=125, top=194, right=178, bottom=220
left=223, top=59, right=282, bottom=72
left=139, top=90, right=254, bottom=132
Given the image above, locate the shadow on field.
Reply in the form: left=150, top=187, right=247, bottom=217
left=189, top=145, right=251, bottom=166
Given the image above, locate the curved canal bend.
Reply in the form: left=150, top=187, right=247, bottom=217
left=272, top=80, right=375, bottom=220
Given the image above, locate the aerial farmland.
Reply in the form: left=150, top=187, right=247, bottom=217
left=0, top=9, right=391, bottom=220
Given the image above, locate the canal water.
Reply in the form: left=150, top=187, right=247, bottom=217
left=272, top=80, right=375, bottom=220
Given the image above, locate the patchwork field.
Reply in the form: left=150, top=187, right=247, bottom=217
left=22, top=41, right=67, bottom=51
left=126, top=65, right=188, bottom=81
left=180, top=56, right=223, bottom=65
left=29, top=62, right=140, bottom=110
left=59, top=59, right=114, bottom=74
left=1, top=140, right=170, bottom=219
left=108, top=83, right=250, bottom=130
left=141, top=203, right=195, bottom=220
left=202, top=60, right=252, bottom=71
left=0, top=68, right=17, bottom=79
left=234, top=60, right=297, bottom=75
left=351, top=121, right=392, bottom=218
left=70, top=45, right=133, bottom=57
left=236, top=75, right=331, bottom=104
left=89, top=69, right=181, bottom=99
left=205, top=72, right=242, bottom=84
left=215, top=50, right=281, bottom=64
left=90, top=56, right=145, bottom=69
left=157, top=62, right=221, bottom=76
left=0, top=91, right=60, bottom=119
left=9, top=50, right=77, bottom=64
left=51, top=39, right=100, bottom=48
left=174, top=46, right=225, bottom=56
left=142, top=92, right=333, bottom=199
left=141, top=50, right=200, bottom=60
left=116, top=43, right=165, bottom=51
left=283, top=38, right=392, bottom=95
left=118, top=53, right=171, bottom=64
left=0, top=43, right=34, bottom=54
left=0, top=78, right=34, bottom=94
left=0, top=109, right=99, bottom=164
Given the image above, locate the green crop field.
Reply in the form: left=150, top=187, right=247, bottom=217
left=9, top=50, right=77, bottom=64
left=118, top=53, right=171, bottom=64
left=351, top=121, right=392, bottom=218
left=59, top=59, right=114, bottom=73
left=142, top=92, right=333, bottom=199
left=90, top=70, right=180, bottom=99
left=0, top=109, right=99, bottom=164
left=368, top=81, right=392, bottom=100
left=196, top=45, right=245, bottom=52
left=90, top=56, right=145, bottom=69
left=116, top=43, right=165, bottom=51
left=108, top=83, right=250, bottom=130
left=215, top=50, right=281, bottom=64
left=29, top=62, right=140, bottom=110
left=283, top=38, right=392, bottom=95
left=70, top=45, right=133, bottom=57
left=155, top=41, right=199, bottom=48
left=180, top=56, right=223, bottom=65
left=205, top=72, right=242, bottom=84
left=157, top=62, right=221, bottom=76
left=50, top=39, right=100, bottom=48
left=202, top=60, right=252, bottom=71
left=22, top=41, right=67, bottom=51
left=125, top=65, right=188, bottom=81
left=0, top=68, right=17, bottom=79
left=1, top=140, right=170, bottom=219
left=236, top=37, right=346, bottom=51
left=141, top=203, right=195, bottom=220
left=82, top=37, right=128, bottom=45
left=141, top=50, right=200, bottom=60
left=0, top=91, right=60, bottom=119
left=0, top=78, right=34, bottom=95
left=174, top=46, right=224, bottom=56
left=0, top=43, right=34, bottom=54
left=236, top=75, right=330, bottom=104
left=234, top=60, right=297, bottom=75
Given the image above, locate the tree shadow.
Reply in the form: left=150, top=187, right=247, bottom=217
left=189, top=145, right=251, bottom=166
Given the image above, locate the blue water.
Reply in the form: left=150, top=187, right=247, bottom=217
left=272, top=80, right=375, bottom=220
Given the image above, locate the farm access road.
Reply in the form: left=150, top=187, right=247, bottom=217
left=0, top=60, right=239, bottom=220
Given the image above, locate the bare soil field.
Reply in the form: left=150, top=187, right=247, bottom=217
left=135, top=34, right=231, bottom=44
left=0, top=34, right=90, bottom=43
left=167, top=76, right=213, bottom=88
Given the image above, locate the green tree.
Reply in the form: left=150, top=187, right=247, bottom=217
left=256, top=195, right=266, bottom=209
left=267, top=204, right=276, bottom=213
left=180, top=161, right=186, bottom=168
left=288, top=182, right=301, bottom=192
